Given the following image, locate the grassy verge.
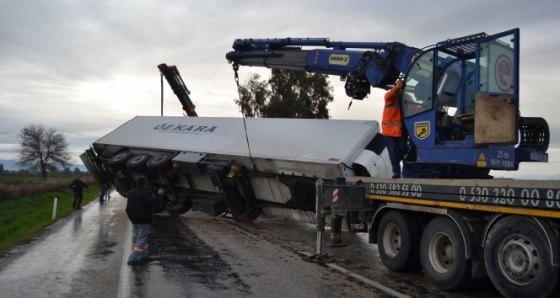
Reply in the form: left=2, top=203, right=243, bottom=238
left=0, top=177, right=101, bottom=254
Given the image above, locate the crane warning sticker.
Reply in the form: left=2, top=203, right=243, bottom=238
left=477, top=153, right=487, bottom=167
left=328, top=54, right=350, bottom=65
left=414, top=121, right=430, bottom=140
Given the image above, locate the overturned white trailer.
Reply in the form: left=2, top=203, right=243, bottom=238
left=81, top=116, right=391, bottom=221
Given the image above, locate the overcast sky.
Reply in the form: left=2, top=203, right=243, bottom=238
left=1, top=0, right=559, bottom=179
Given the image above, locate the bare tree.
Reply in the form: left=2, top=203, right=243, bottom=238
left=18, top=124, right=71, bottom=180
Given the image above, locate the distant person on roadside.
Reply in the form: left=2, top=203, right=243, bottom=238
left=126, top=175, right=166, bottom=265
left=99, top=182, right=109, bottom=205
left=70, top=176, right=89, bottom=209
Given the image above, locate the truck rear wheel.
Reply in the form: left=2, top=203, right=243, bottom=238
left=166, top=200, right=193, bottom=216
left=147, top=153, right=173, bottom=172
left=420, top=216, right=471, bottom=290
left=484, top=216, right=559, bottom=297
left=126, top=153, right=151, bottom=172
left=378, top=210, right=421, bottom=272
left=108, top=150, right=133, bottom=169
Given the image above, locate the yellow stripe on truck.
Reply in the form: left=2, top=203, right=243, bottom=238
left=367, top=194, right=560, bottom=219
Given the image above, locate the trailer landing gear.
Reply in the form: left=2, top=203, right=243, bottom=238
left=303, top=179, right=336, bottom=264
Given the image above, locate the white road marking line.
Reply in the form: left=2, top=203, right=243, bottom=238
left=118, top=221, right=132, bottom=298
left=298, top=251, right=411, bottom=298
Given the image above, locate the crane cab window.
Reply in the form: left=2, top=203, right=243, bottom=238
left=436, top=60, right=461, bottom=115
left=404, top=50, right=477, bottom=119
left=402, top=51, right=433, bottom=118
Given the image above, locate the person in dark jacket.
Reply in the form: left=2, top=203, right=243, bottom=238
left=99, top=182, right=109, bottom=205
left=70, top=177, right=89, bottom=209
left=126, top=175, right=166, bottom=265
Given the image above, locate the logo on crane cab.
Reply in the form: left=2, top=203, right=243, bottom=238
left=494, top=54, right=513, bottom=93
left=414, top=121, right=430, bottom=140
left=329, top=54, right=350, bottom=65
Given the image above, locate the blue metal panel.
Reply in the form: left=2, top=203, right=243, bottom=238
left=417, top=148, right=477, bottom=165
left=417, top=145, right=517, bottom=170
left=486, top=146, right=517, bottom=170
left=517, top=148, right=548, bottom=162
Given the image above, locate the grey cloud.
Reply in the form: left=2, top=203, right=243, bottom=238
left=0, top=0, right=559, bottom=178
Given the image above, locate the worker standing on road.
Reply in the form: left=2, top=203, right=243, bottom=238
left=126, top=175, right=166, bottom=265
left=382, top=80, right=408, bottom=178
left=70, top=176, right=89, bottom=209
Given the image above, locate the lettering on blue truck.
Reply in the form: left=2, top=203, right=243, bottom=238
left=368, top=182, right=560, bottom=210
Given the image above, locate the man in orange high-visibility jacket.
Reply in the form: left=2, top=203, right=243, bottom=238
left=382, top=80, right=408, bottom=178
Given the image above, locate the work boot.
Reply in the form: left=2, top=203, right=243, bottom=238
left=127, top=259, right=144, bottom=266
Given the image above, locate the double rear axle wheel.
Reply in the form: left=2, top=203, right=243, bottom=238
left=377, top=212, right=559, bottom=296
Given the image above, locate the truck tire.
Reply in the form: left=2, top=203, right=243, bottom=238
left=114, top=178, right=130, bottom=198
left=377, top=210, right=421, bottom=272
left=236, top=206, right=261, bottom=223
left=126, top=153, right=151, bottom=172
left=146, top=153, right=173, bottom=173
left=108, top=150, right=133, bottom=169
left=420, top=216, right=471, bottom=290
left=484, top=216, right=559, bottom=297
left=166, top=200, right=193, bottom=216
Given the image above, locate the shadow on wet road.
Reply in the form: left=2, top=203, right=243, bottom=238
left=131, top=216, right=252, bottom=297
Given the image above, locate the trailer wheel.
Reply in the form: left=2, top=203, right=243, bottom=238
left=108, top=150, right=133, bottom=169
left=420, top=216, right=471, bottom=290
left=126, top=153, right=151, bottom=172
left=236, top=206, right=261, bottom=223
left=146, top=153, right=173, bottom=173
left=166, top=200, right=193, bottom=216
left=484, top=216, right=559, bottom=297
left=378, top=210, right=421, bottom=272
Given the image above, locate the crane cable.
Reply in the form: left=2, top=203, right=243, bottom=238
left=232, top=64, right=259, bottom=171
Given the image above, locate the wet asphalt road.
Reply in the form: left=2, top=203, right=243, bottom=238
left=0, top=191, right=502, bottom=297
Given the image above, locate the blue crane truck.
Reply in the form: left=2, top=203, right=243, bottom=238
left=225, top=28, right=558, bottom=297
left=81, top=28, right=559, bottom=297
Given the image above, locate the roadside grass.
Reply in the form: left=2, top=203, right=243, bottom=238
left=0, top=176, right=100, bottom=254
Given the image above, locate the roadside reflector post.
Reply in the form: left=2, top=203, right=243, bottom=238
left=52, top=197, right=58, bottom=220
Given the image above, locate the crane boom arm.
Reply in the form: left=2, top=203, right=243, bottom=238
left=158, top=63, right=198, bottom=117
left=226, top=38, right=421, bottom=99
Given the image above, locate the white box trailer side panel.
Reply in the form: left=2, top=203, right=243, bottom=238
left=94, top=116, right=383, bottom=169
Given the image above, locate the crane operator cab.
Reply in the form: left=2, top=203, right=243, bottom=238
left=400, top=29, right=549, bottom=178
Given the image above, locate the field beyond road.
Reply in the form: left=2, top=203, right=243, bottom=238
left=0, top=175, right=99, bottom=254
